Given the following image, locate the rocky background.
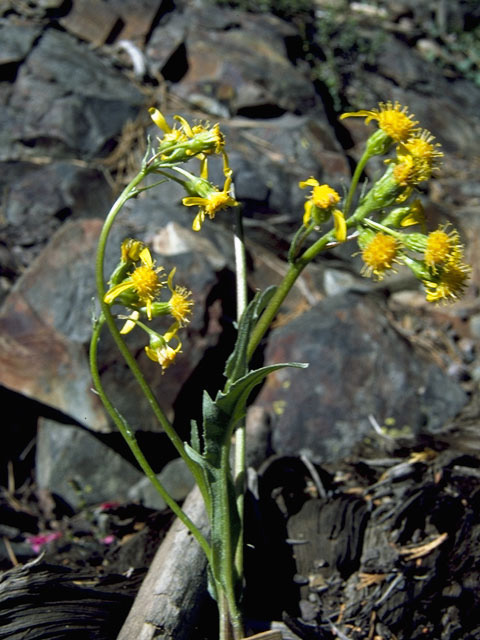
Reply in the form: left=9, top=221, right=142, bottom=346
left=0, top=0, right=480, bottom=638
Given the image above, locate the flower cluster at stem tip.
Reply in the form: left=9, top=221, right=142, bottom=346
left=104, top=239, right=193, bottom=372
left=149, top=108, right=239, bottom=231
left=298, top=101, right=470, bottom=303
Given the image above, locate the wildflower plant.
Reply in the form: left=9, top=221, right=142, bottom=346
left=89, top=101, right=470, bottom=640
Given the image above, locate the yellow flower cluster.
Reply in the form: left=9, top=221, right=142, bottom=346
left=104, top=239, right=193, bottom=372
left=149, top=108, right=238, bottom=231
left=338, top=101, right=469, bottom=303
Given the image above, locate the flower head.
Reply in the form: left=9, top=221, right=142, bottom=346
left=166, top=268, right=193, bottom=326
left=301, top=180, right=341, bottom=210
left=144, top=323, right=182, bottom=373
left=424, top=226, right=463, bottom=272
left=104, top=247, right=165, bottom=319
left=341, top=101, right=419, bottom=144
left=299, top=178, right=346, bottom=241
left=121, top=238, right=146, bottom=263
left=182, top=171, right=238, bottom=231
left=394, top=129, right=443, bottom=186
left=423, top=259, right=471, bottom=303
left=149, top=108, right=225, bottom=162
left=361, top=232, right=400, bottom=279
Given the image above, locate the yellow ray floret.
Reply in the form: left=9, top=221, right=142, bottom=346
left=423, top=259, right=471, bottom=303
left=182, top=173, right=238, bottom=231
left=104, top=248, right=164, bottom=319
left=144, top=323, right=182, bottom=373
left=341, top=101, right=419, bottom=143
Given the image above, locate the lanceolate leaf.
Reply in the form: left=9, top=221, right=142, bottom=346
left=224, top=286, right=277, bottom=385
left=217, top=362, right=308, bottom=439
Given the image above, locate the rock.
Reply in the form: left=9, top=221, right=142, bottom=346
left=146, top=10, right=187, bottom=78
left=36, top=418, right=144, bottom=509
left=344, top=34, right=480, bottom=158
left=59, top=0, right=122, bottom=47
left=0, top=20, right=41, bottom=66
left=128, top=457, right=195, bottom=510
left=8, top=28, right=145, bottom=159
left=212, top=112, right=350, bottom=255
left=1, top=160, right=112, bottom=268
left=150, top=5, right=316, bottom=116
left=0, top=290, right=109, bottom=431
left=0, top=218, right=111, bottom=431
left=107, top=0, right=166, bottom=43
left=0, top=189, right=241, bottom=433
left=254, top=292, right=467, bottom=463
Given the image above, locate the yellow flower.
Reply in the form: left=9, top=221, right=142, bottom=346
left=423, top=259, right=471, bottom=303
left=104, top=247, right=164, bottom=320
left=166, top=268, right=193, bottom=326
left=149, top=108, right=189, bottom=146
left=299, top=178, right=346, bottom=241
left=400, top=199, right=426, bottom=228
left=149, top=108, right=225, bottom=160
left=121, top=238, right=146, bottom=263
left=341, top=101, right=419, bottom=143
left=182, top=172, right=238, bottom=231
left=395, top=130, right=443, bottom=185
left=398, top=129, right=443, bottom=165
left=145, top=341, right=182, bottom=372
left=361, top=232, right=400, bottom=279
left=299, top=179, right=341, bottom=210
left=424, top=226, right=463, bottom=272
left=144, top=323, right=182, bottom=373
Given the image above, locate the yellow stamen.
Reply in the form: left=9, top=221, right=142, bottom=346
left=425, top=227, right=462, bottom=271
left=362, top=233, right=400, bottom=279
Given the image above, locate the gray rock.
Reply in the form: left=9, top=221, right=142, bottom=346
left=128, top=457, right=195, bottom=510
left=1, top=160, right=111, bottom=267
left=36, top=418, right=143, bottom=509
left=156, top=6, right=317, bottom=116
left=0, top=195, right=238, bottom=433
left=9, top=28, right=145, bottom=158
left=59, top=0, right=122, bottom=47
left=0, top=20, right=41, bottom=66
left=255, top=292, right=467, bottom=463
left=344, top=34, right=480, bottom=157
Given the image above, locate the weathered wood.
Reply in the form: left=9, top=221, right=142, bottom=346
left=0, top=556, right=137, bottom=640
left=117, top=484, right=210, bottom=640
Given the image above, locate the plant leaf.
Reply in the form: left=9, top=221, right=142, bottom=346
left=223, top=286, right=277, bottom=384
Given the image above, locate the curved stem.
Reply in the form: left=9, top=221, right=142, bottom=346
left=90, top=315, right=212, bottom=560
left=95, top=170, right=210, bottom=509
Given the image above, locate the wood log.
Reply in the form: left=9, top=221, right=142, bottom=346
left=117, top=484, right=210, bottom=640
left=0, top=556, right=137, bottom=639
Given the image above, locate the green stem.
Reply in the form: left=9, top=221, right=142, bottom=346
left=220, top=443, right=244, bottom=639
left=90, top=315, right=212, bottom=561
left=95, top=169, right=210, bottom=510
left=343, top=149, right=370, bottom=218
left=232, top=205, right=247, bottom=619
left=245, top=225, right=336, bottom=363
